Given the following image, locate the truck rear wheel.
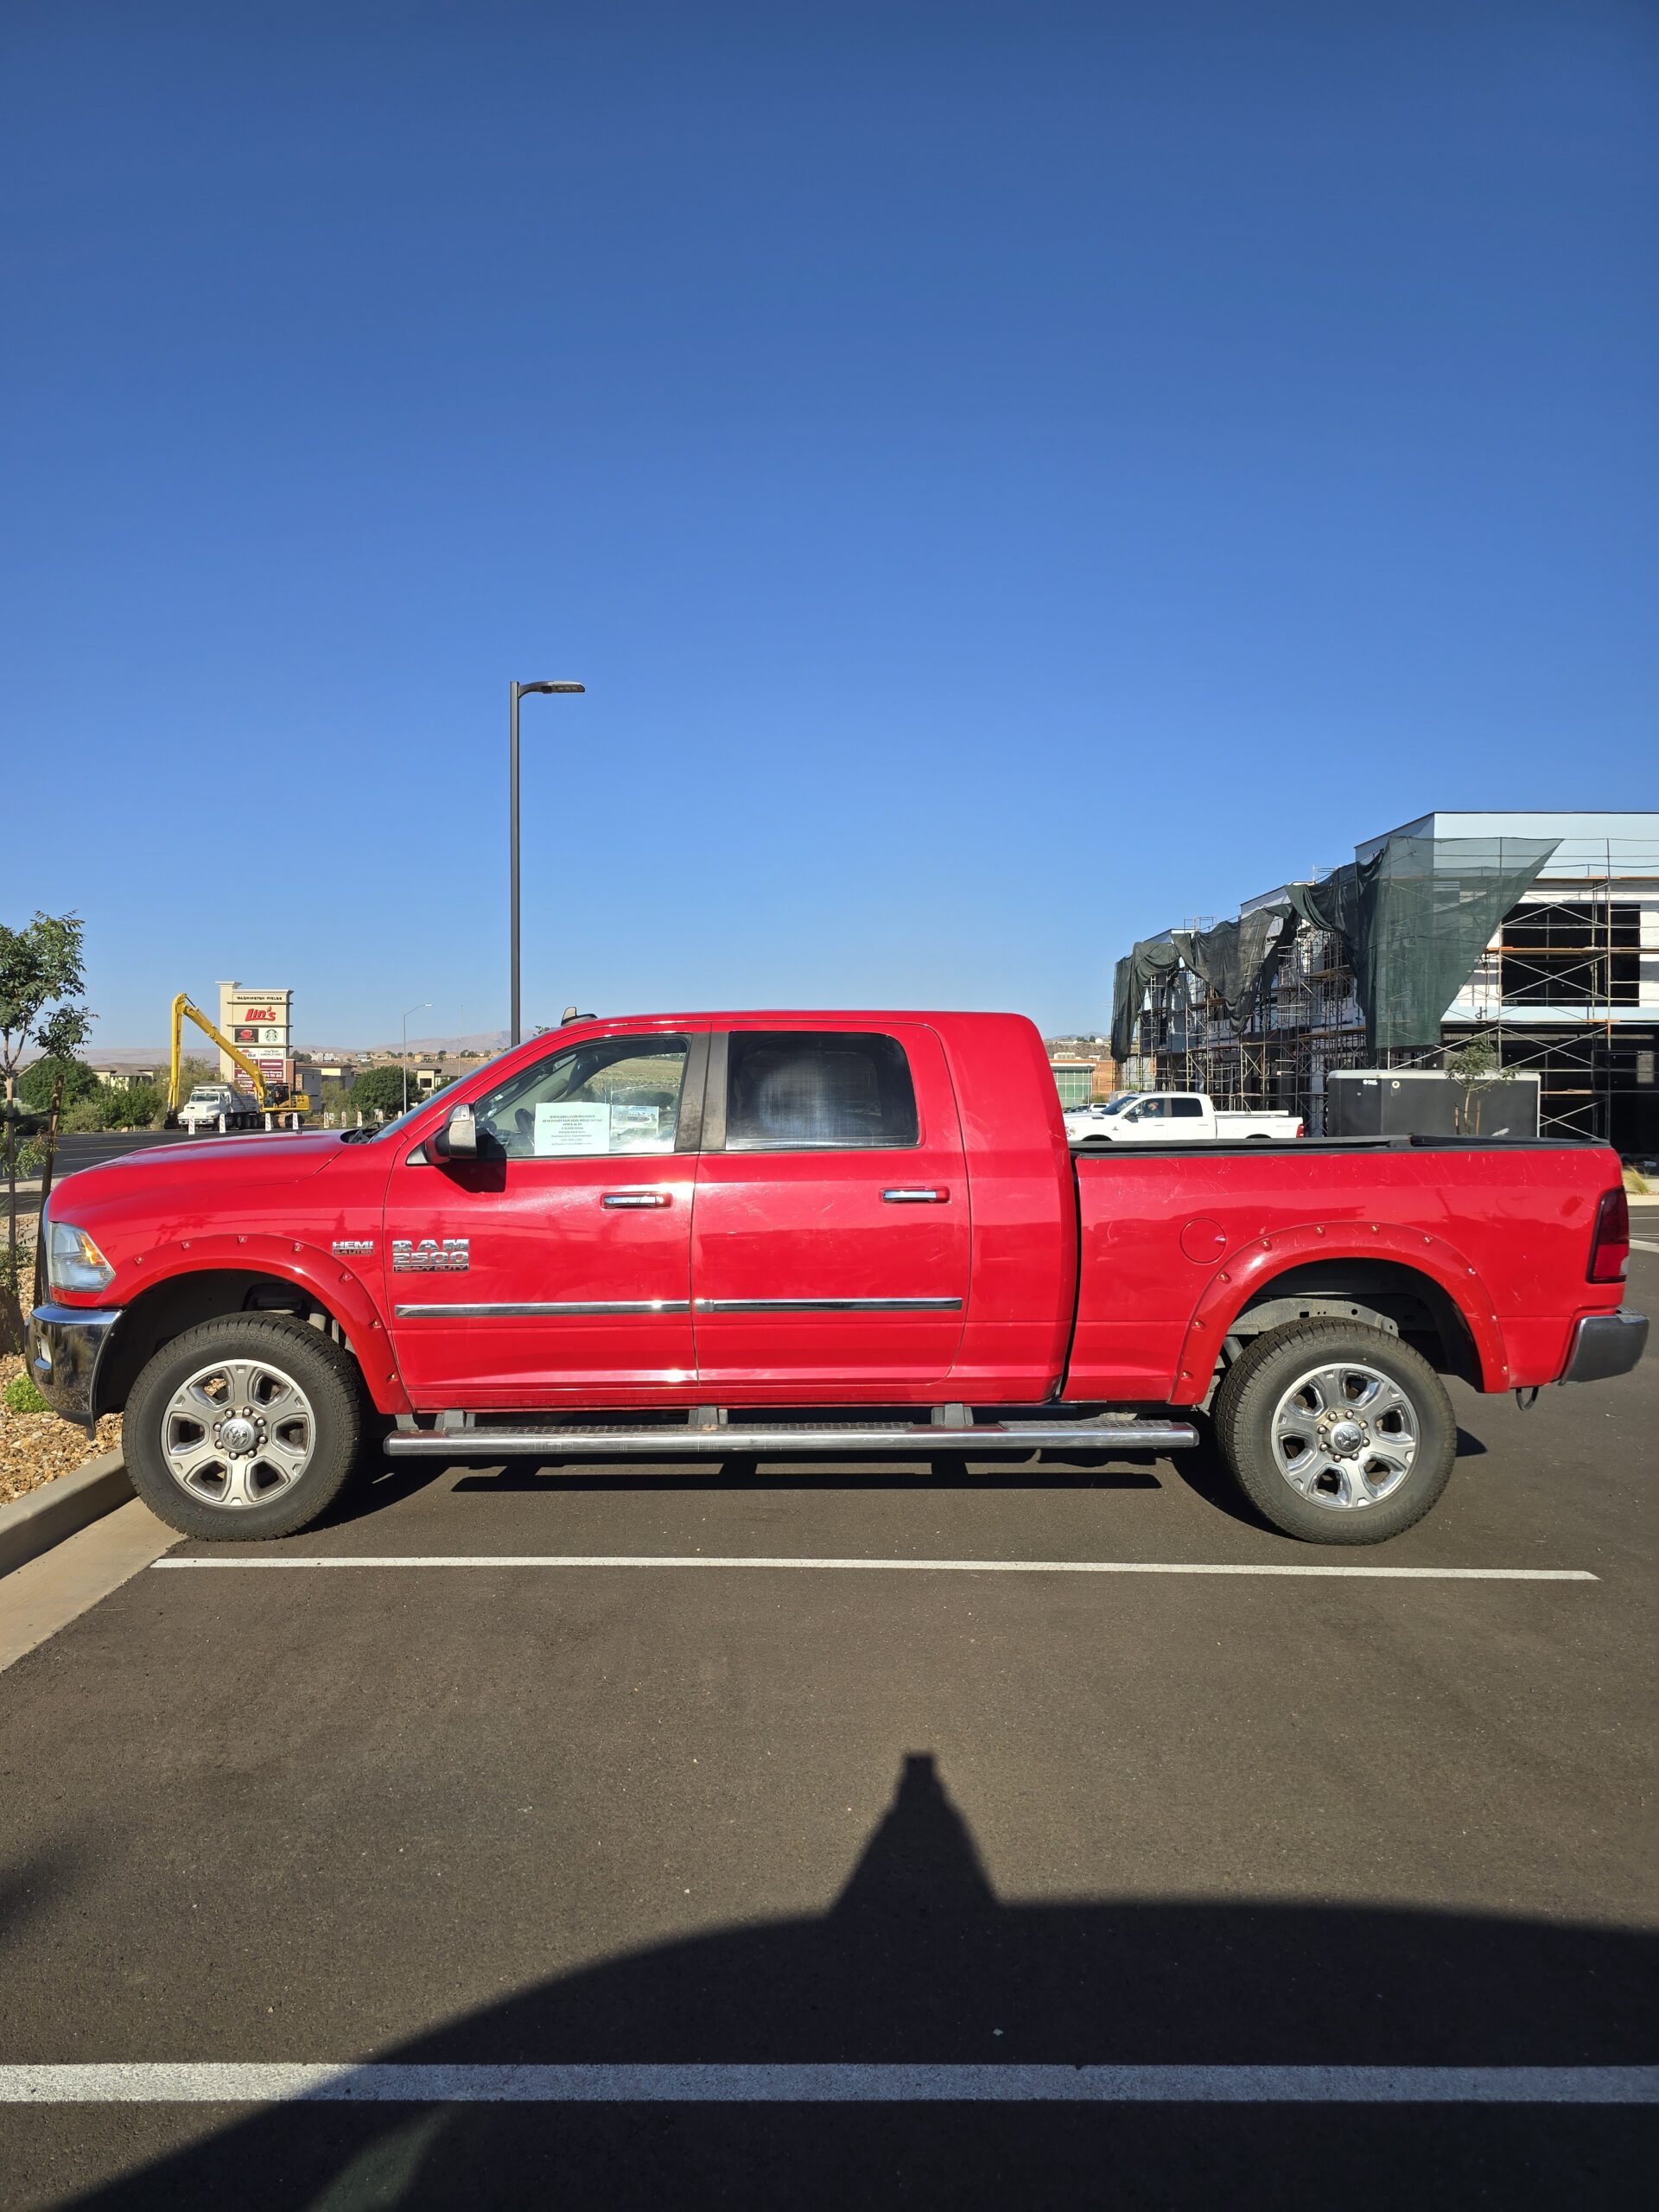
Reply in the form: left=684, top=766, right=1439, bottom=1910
left=124, top=1314, right=365, bottom=1541
left=1212, top=1319, right=1455, bottom=1544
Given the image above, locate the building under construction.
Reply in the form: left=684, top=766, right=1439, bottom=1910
left=1111, top=810, right=1659, bottom=1154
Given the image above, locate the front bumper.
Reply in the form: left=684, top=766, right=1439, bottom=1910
left=1560, top=1306, right=1649, bottom=1386
left=27, top=1304, right=121, bottom=1434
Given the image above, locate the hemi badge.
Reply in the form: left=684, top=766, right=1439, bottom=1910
left=332, top=1239, right=375, bottom=1257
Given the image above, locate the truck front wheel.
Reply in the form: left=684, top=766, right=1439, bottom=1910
left=124, top=1315, right=365, bottom=1541
left=1212, top=1319, right=1456, bottom=1544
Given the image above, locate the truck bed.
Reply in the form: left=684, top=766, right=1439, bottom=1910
left=1066, top=1135, right=1622, bottom=1406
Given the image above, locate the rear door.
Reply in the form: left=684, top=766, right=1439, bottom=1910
left=690, top=1023, right=969, bottom=1392
left=383, top=1029, right=705, bottom=1408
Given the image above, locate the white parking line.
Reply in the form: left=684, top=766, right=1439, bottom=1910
left=1628, top=1236, right=1659, bottom=1254
left=0, top=2062, right=1652, bottom=2104
left=150, top=1555, right=1598, bottom=1581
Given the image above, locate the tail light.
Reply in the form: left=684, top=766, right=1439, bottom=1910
left=1294, top=1121, right=1305, bottom=1139
left=1588, top=1188, right=1630, bottom=1283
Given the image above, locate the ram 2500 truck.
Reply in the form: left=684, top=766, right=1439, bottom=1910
left=28, top=1010, right=1645, bottom=1547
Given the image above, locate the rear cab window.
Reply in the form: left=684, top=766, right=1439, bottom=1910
left=723, top=1031, right=919, bottom=1151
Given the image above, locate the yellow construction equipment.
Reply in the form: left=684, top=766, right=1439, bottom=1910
left=167, top=994, right=311, bottom=1122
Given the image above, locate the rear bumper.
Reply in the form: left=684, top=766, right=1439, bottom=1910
left=26, top=1304, right=121, bottom=1434
left=1560, top=1306, right=1648, bottom=1386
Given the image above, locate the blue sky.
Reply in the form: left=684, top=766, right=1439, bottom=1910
left=3, top=0, right=1655, bottom=1047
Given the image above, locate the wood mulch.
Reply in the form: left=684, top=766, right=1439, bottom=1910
left=0, top=1351, right=122, bottom=1508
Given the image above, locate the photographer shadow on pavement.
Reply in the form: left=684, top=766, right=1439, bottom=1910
left=71, top=1754, right=1656, bottom=2210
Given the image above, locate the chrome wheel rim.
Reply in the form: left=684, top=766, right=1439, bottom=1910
left=160, top=1356, right=317, bottom=1510
left=1269, top=1360, right=1419, bottom=1510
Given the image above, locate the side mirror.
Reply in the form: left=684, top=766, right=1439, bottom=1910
left=433, top=1102, right=479, bottom=1160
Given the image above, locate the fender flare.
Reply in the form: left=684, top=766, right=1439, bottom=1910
left=1168, top=1222, right=1508, bottom=1405
left=111, top=1236, right=410, bottom=1415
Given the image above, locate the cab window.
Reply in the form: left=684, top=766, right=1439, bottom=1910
left=472, top=1036, right=690, bottom=1159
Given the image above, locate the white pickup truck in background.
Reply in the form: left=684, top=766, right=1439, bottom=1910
left=1065, top=1092, right=1303, bottom=1144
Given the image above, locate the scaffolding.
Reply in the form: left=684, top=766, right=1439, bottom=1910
left=1127, top=836, right=1659, bottom=1153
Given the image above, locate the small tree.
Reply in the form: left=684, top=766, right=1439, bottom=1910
left=174, top=1054, right=221, bottom=1097
left=0, top=915, right=92, bottom=1347
left=1446, top=1033, right=1503, bottom=1086
left=1445, top=1032, right=1513, bottom=1136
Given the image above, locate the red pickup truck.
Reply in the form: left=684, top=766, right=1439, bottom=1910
left=29, top=1010, right=1644, bottom=1546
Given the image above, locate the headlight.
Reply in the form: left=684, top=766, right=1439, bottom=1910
left=46, top=1220, right=116, bottom=1295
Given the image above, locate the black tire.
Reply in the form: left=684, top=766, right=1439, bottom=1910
left=124, top=1313, right=365, bottom=1541
left=1211, top=1319, right=1455, bottom=1545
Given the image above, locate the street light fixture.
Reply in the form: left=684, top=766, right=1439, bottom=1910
left=510, top=678, right=586, bottom=1046
left=401, top=1001, right=431, bottom=1115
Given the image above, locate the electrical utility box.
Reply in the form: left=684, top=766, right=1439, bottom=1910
left=1457, top=1073, right=1542, bottom=1140
left=1326, top=1069, right=1459, bottom=1138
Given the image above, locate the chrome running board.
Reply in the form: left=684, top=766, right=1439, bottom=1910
left=385, top=1417, right=1198, bottom=1459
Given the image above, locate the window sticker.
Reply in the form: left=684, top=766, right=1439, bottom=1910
left=608, top=1103, right=664, bottom=1147
left=534, top=1101, right=613, bottom=1155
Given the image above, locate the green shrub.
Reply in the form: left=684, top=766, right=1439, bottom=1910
left=103, top=1081, right=165, bottom=1130
left=60, top=1095, right=112, bottom=1133
left=349, top=1065, right=418, bottom=1121
left=3, top=1371, right=48, bottom=1414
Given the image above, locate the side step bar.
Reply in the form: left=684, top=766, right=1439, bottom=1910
left=385, top=1418, right=1198, bottom=1459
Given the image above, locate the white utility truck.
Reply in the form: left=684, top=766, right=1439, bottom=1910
left=176, top=1084, right=257, bottom=1134
left=1065, top=1092, right=1302, bottom=1144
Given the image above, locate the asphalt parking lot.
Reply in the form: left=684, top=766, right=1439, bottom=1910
left=1, top=1250, right=1654, bottom=2209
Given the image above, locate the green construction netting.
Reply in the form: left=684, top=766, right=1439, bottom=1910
left=1286, top=834, right=1559, bottom=1050
left=1113, top=834, right=1560, bottom=1062
left=1172, top=906, right=1294, bottom=1031
left=1110, top=937, right=1183, bottom=1063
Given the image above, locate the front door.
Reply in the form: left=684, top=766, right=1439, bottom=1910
left=383, top=1030, right=704, bottom=1408
left=690, top=1024, right=969, bottom=1395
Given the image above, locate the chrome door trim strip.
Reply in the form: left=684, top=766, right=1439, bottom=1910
left=394, top=1300, right=693, bottom=1319
left=693, top=1296, right=963, bottom=1314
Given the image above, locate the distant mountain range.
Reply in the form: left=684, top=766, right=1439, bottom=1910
left=73, top=1031, right=512, bottom=1065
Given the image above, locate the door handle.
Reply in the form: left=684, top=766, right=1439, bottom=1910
left=601, top=1192, right=672, bottom=1208
left=882, top=1188, right=947, bottom=1203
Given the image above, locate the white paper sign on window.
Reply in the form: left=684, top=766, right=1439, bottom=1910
left=533, top=1101, right=612, bottom=1155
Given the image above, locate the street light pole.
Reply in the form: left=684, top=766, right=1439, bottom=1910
left=401, top=1001, right=431, bottom=1115
left=510, top=678, right=586, bottom=1046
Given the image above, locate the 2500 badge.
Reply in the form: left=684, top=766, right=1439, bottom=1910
left=391, top=1237, right=470, bottom=1274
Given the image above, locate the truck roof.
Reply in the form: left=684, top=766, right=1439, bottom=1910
left=567, top=1010, right=1036, bottom=1029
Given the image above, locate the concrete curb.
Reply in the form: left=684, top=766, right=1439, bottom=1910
left=0, top=1450, right=134, bottom=1580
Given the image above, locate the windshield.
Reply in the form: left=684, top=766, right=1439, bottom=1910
left=342, top=1042, right=523, bottom=1143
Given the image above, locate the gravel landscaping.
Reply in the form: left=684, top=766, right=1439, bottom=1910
left=0, top=1352, right=121, bottom=1508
